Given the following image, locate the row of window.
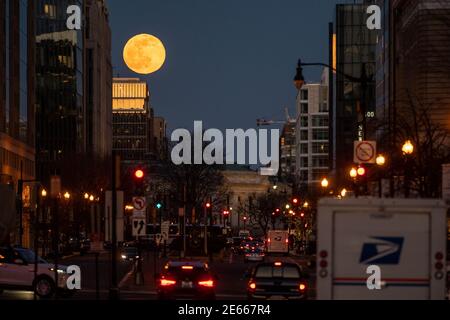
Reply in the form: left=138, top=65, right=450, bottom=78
left=299, top=116, right=329, bottom=127
left=299, top=129, right=329, bottom=141
left=298, top=169, right=330, bottom=182
left=299, top=143, right=329, bottom=154
left=300, top=103, right=329, bottom=114
left=299, top=156, right=329, bottom=169
left=0, top=147, right=35, bottom=177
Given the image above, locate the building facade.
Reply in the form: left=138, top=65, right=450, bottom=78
left=85, top=0, right=112, bottom=158
left=334, top=2, right=377, bottom=187
left=295, top=79, right=330, bottom=192
left=279, top=121, right=297, bottom=184
left=112, top=78, right=153, bottom=163
left=35, top=0, right=85, bottom=181
left=153, top=116, right=167, bottom=160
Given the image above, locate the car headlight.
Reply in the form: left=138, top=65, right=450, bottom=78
left=121, top=255, right=127, bottom=259
left=49, top=268, right=66, bottom=274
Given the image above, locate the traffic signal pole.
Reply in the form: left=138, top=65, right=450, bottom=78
left=109, top=152, right=120, bottom=300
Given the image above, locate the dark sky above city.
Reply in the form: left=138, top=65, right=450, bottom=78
left=108, top=0, right=339, bottom=132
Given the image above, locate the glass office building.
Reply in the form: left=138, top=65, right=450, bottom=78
left=334, top=2, right=377, bottom=186
left=35, top=0, right=84, bottom=180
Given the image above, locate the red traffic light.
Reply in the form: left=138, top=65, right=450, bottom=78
left=134, top=169, right=144, bottom=179
left=205, top=203, right=211, bottom=208
left=293, top=198, right=299, bottom=205
left=223, top=210, right=230, bottom=216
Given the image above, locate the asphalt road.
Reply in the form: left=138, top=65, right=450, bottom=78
left=0, top=250, right=316, bottom=300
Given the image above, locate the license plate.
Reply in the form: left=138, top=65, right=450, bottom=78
left=182, top=281, right=193, bottom=288
left=268, top=296, right=286, bottom=300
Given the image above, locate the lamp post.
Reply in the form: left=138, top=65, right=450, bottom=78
left=320, top=178, right=329, bottom=197
left=402, top=140, right=414, bottom=198
left=350, top=168, right=358, bottom=198
left=376, top=155, right=386, bottom=198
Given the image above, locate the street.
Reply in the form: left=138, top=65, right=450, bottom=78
left=0, top=250, right=316, bottom=301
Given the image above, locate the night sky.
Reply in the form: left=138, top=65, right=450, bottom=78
left=108, top=0, right=339, bottom=132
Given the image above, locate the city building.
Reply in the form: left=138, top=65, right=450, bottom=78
left=0, top=0, right=36, bottom=245
left=391, top=0, right=450, bottom=132
left=295, top=72, right=330, bottom=193
left=85, top=0, right=113, bottom=158
left=112, top=78, right=153, bottom=164
left=279, top=121, right=297, bottom=184
left=333, top=1, right=377, bottom=187
left=35, top=0, right=85, bottom=181
left=153, top=116, right=168, bottom=160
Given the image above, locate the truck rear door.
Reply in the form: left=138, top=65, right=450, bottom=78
left=332, top=211, right=430, bottom=300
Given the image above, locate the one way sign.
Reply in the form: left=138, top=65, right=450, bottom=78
left=132, top=219, right=146, bottom=237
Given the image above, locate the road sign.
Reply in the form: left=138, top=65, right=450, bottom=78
left=133, top=197, right=147, bottom=218
left=132, top=218, right=146, bottom=237
left=161, top=221, right=170, bottom=241
left=354, top=141, right=376, bottom=164
left=155, top=233, right=163, bottom=245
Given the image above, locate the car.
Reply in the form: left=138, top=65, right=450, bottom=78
left=0, top=247, right=74, bottom=299
left=244, top=248, right=265, bottom=263
left=156, top=260, right=217, bottom=300
left=246, top=261, right=308, bottom=300
left=120, top=247, right=140, bottom=262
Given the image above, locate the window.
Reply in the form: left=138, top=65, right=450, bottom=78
left=312, top=156, right=328, bottom=168
left=300, top=170, right=308, bottom=181
left=301, top=90, right=308, bottom=100
left=300, top=130, right=308, bottom=141
left=312, top=169, right=329, bottom=181
left=44, top=4, right=56, bottom=18
left=300, top=143, right=308, bottom=154
left=312, top=142, right=329, bottom=154
left=300, top=157, right=308, bottom=168
left=300, top=116, right=308, bottom=127
left=319, top=102, right=329, bottom=113
left=301, top=103, right=308, bottom=114
left=312, top=129, right=328, bottom=140
left=312, top=116, right=329, bottom=127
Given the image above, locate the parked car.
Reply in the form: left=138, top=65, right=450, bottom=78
left=0, top=247, right=75, bottom=298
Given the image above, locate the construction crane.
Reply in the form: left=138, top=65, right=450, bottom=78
left=257, top=107, right=296, bottom=126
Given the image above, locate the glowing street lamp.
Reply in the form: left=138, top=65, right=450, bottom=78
left=350, top=168, right=358, bottom=179
left=41, top=189, right=48, bottom=198
left=64, top=192, right=71, bottom=200
left=376, top=155, right=386, bottom=166
left=89, top=195, right=95, bottom=202
left=402, top=140, right=414, bottom=155
left=321, top=178, right=329, bottom=189
left=340, top=188, right=347, bottom=197
left=84, top=193, right=89, bottom=200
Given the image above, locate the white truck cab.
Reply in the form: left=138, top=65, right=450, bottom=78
left=317, top=198, right=447, bottom=300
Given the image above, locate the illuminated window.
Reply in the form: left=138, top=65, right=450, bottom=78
left=44, top=4, right=56, bottom=18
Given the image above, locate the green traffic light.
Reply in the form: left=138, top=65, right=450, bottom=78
left=156, top=203, right=163, bottom=209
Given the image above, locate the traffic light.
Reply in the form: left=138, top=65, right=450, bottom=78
left=292, top=198, right=299, bottom=205
left=156, top=202, right=163, bottom=210
left=133, top=168, right=145, bottom=196
left=357, top=166, right=366, bottom=176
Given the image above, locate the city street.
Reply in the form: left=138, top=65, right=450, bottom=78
left=0, top=250, right=316, bottom=300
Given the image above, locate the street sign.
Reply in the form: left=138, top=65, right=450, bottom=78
left=50, top=176, right=61, bottom=198
left=132, top=218, right=146, bottom=237
left=132, top=197, right=147, bottom=219
left=155, top=233, right=163, bottom=246
left=161, top=221, right=170, bottom=241
left=354, top=141, right=377, bottom=164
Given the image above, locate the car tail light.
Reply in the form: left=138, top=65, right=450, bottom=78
left=182, top=266, right=194, bottom=270
left=249, top=282, right=256, bottom=290
left=299, top=283, right=307, bottom=291
left=160, top=279, right=177, bottom=286
left=198, top=280, right=214, bottom=288
left=285, top=239, right=289, bottom=244
left=274, top=262, right=282, bottom=267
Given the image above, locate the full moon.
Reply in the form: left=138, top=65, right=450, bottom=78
left=123, top=34, right=166, bottom=75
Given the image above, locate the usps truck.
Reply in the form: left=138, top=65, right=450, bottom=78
left=267, top=230, right=289, bottom=254
left=317, top=198, right=447, bottom=300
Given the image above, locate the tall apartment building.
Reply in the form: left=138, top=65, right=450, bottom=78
left=279, top=121, right=297, bottom=183
left=153, top=116, right=167, bottom=160
left=112, top=78, right=153, bottom=164
left=295, top=74, right=330, bottom=192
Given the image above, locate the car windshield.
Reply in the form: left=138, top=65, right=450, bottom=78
left=17, top=249, right=47, bottom=264
left=255, top=265, right=301, bottom=279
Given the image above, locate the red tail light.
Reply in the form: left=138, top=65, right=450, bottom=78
left=182, top=266, right=194, bottom=270
left=299, top=283, right=307, bottom=291
left=160, top=279, right=177, bottom=286
left=285, top=238, right=289, bottom=244
left=198, top=280, right=214, bottom=288
left=249, top=282, right=256, bottom=290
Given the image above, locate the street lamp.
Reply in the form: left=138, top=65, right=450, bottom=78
left=41, top=189, right=48, bottom=198
left=64, top=192, right=71, bottom=201
left=84, top=193, right=89, bottom=200
left=321, top=178, right=329, bottom=189
left=402, top=140, right=414, bottom=198
left=376, top=155, right=386, bottom=198
left=340, top=188, right=347, bottom=198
